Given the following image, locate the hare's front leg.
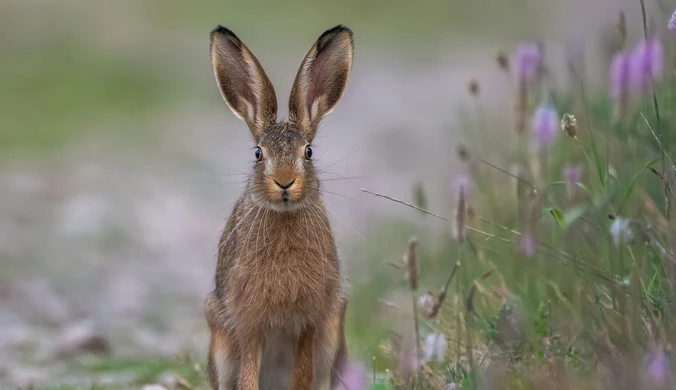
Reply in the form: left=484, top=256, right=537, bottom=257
left=205, top=292, right=237, bottom=390
left=314, top=309, right=346, bottom=390
left=291, top=326, right=315, bottom=389
left=207, top=329, right=237, bottom=390
left=236, top=330, right=263, bottom=390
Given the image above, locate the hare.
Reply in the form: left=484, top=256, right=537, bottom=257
left=204, top=24, right=354, bottom=390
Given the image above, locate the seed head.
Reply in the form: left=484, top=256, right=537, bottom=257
left=412, top=181, right=428, bottom=212
left=560, top=113, right=578, bottom=139
left=456, top=143, right=471, bottom=162
left=618, top=12, right=627, bottom=46
left=452, top=174, right=470, bottom=242
left=406, top=237, right=418, bottom=291
left=418, top=291, right=443, bottom=318
left=496, top=51, right=510, bottom=71
left=468, top=79, right=480, bottom=96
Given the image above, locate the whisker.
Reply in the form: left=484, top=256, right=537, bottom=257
left=317, top=171, right=362, bottom=188
left=319, top=190, right=355, bottom=201
left=303, top=204, right=328, bottom=282
left=313, top=198, right=363, bottom=242
left=320, top=176, right=367, bottom=182
left=318, top=148, right=360, bottom=171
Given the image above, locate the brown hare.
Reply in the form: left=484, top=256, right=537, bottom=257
left=204, top=24, right=354, bottom=390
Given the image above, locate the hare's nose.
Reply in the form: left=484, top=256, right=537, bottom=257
left=274, top=179, right=296, bottom=190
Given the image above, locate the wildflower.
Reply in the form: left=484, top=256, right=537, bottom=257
left=452, top=174, right=470, bottom=241
left=423, top=333, right=448, bottom=362
left=519, top=233, right=536, bottom=257
left=444, top=384, right=458, bottom=390
left=610, top=52, right=630, bottom=121
left=610, top=217, right=634, bottom=246
left=563, top=165, right=583, bottom=199
left=669, top=9, right=676, bottom=35
left=515, top=43, right=542, bottom=84
left=644, top=349, right=670, bottom=386
left=630, top=38, right=664, bottom=94
left=531, top=103, right=559, bottom=150
left=560, top=113, right=577, bottom=139
left=336, top=361, right=366, bottom=390
left=406, top=237, right=418, bottom=291
left=418, top=293, right=434, bottom=313
left=418, top=292, right=437, bottom=318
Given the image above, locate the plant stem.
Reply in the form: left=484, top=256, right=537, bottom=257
left=411, top=290, right=421, bottom=389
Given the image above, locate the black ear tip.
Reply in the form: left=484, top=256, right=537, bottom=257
left=323, top=25, right=353, bottom=39
left=210, top=25, right=239, bottom=41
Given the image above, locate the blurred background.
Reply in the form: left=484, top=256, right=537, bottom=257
left=0, top=0, right=671, bottom=388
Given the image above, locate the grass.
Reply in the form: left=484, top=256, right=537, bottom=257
left=0, top=39, right=183, bottom=154
left=342, top=7, right=676, bottom=388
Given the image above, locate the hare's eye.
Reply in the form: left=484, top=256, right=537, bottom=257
left=254, top=147, right=263, bottom=161
left=305, top=146, right=313, bottom=160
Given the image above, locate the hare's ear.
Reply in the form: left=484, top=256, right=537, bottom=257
left=210, top=26, right=277, bottom=140
left=289, top=25, right=354, bottom=141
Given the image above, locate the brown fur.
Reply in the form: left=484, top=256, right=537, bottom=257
left=205, top=25, right=354, bottom=390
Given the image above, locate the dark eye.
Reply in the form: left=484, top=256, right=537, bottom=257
left=254, top=147, right=263, bottom=161
left=305, top=145, right=313, bottom=160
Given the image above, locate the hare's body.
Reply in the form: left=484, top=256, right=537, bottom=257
left=204, top=25, right=354, bottom=390
left=205, top=196, right=347, bottom=389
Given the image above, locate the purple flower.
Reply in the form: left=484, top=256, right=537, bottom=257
left=630, top=38, right=664, bottom=93
left=336, top=361, right=366, bottom=390
left=531, top=103, right=559, bottom=150
left=423, top=333, right=448, bottom=362
left=452, top=173, right=471, bottom=197
left=564, top=165, right=583, bottom=184
left=669, top=9, right=676, bottom=34
left=520, top=233, right=536, bottom=257
left=515, top=43, right=542, bottom=83
left=644, top=349, right=670, bottom=385
left=610, top=52, right=631, bottom=100
left=564, top=165, right=583, bottom=198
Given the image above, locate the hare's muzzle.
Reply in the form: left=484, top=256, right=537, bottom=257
left=274, top=179, right=296, bottom=203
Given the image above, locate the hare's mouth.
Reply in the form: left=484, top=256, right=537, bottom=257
left=268, top=198, right=304, bottom=213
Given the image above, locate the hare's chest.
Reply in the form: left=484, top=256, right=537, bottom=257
left=232, top=243, right=338, bottom=328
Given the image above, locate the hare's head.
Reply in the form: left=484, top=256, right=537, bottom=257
left=210, top=25, right=353, bottom=212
